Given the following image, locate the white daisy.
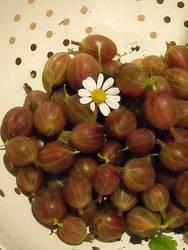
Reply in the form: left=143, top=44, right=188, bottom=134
left=78, top=73, right=121, bottom=116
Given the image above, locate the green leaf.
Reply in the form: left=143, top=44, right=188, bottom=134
left=148, top=234, right=178, bottom=250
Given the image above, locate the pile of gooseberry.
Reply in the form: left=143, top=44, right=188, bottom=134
left=1, top=34, right=188, bottom=246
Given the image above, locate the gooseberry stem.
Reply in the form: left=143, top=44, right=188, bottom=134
left=67, top=48, right=79, bottom=56
left=58, top=131, right=71, bottom=144
left=160, top=219, right=172, bottom=231
left=71, top=40, right=81, bottom=46
left=144, top=77, right=157, bottom=91
left=49, top=228, right=56, bottom=235
left=149, top=153, right=159, bottom=157
left=53, top=218, right=64, bottom=228
left=63, top=84, right=70, bottom=100
left=166, top=41, right=176, bottom=50
left=116, top=52, right=127, bottom=62
left=78, top=208, right=84, bottom=215
left=29, top=195, right=35, bottom=204
left=84, top=233, right=95, bottom=243
left=155, top=139, right=165, bottom=147
left=119, top=145, right=129, bottom=152
left=152, top=83, right=157, bottom=91
left=98, top=153, right=110, bottom=164
left=31, top=192, right=36, bottom=198
left=0, top=145, right=5, bottom=150
left=97, top=43, right=103, bottom=72
left=160, top=209, right=167, bottom=221
left=23, top=83, right=32, bottom=94
left=72, top=150, right=80, bottom=155
left=169, top=127, right=177, bottom=138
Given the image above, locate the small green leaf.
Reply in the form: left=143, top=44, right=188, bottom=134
left=148, top=234, right=178, bottom=250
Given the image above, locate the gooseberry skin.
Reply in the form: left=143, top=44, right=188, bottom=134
left=63, top=174, right=92, bottom=210
left=32, top=189, right=66, bottom=227
left=127, top=128, right=156, bottom=156
left=131, top=58, right=143, bottom=67
left=5, top=136, right=39, bottom=167
left=98, top=140, right=125, bottom=165
left=116, top=63, right=148, bottom=97
left=16, top=165, right=44, bottom=193
left=80, top=34, right=117, bottom=63
left=67, top=53, right=100, bottom=90
left=145, top=76, right=172, bottom=95
left=105, top=107, right=137, bottom=141
left=64, top=95, right=98, bottom=126
left=126, top=206, right=161, bottom=238
left=176, top=100, right=188, bottom=128
left=103, top=60, right=121, bottom=77
left=71, top=122, right=105, bottom=153
left=42, top=52, right=71, bottom=93
left=78, top=200, right=97, bottom=226
left=1, top=107, right=33, bottom=141
left=157, top=172, right=177, bottom=191
left=142, top=55, right=166, bottom=75
left=50, top=87, right=67, bottom=106
left=170, top=127, right=188, bottom=144
left=165, top=45, right=188, bottom=70
left=110, top=188, right=137, bottom=214
left=36, top=142, right=75, bottom=174
left=71, top=157, right=98, bottom=181
left=175, top=171, right=188, bottom=208
left=90, top=209, right=126, bottom=242
left=6, top=36, right=188, bottom=248
left=57, top=216, right=87, bottom=245
left=164, top=68, right=188, bottom=99
left=92, top=164, right=121, bottom=200
left=159, top=141, right=188, bottom=172
left=3, top=154, right=18, bottom=176
left=144, top=91, right=178, bottom=130
left=142, top=183, right=170, bottom=212
left=24, top=90, right=50, bottom=112
left=122, top=158, right=156, bottom=192
left=34, top=101, right=66, bottom=136
left=166, top=203, right=187, bottom=229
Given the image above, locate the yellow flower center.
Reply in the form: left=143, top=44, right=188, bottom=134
left=91, top=88, right=106, bottom=104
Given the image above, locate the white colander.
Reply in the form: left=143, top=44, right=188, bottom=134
left=0, top=0, right=188, bottom=249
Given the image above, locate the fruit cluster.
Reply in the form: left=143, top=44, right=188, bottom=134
left=1, top=34, right=188, bottom=246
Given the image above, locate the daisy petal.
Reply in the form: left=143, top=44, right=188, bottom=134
left=106, top=95, right=121, bottom=102
left=102, top=77, right=114, bottom=91
left=79, top=97, right=92, bottom=104
left=82, top=77, right=97, bottom=91
left=99, top=103, right=111, bottom=116
left=97, top=73, right=104, bottom=88
left=90, top=102, right=95, bottom=112
left=78, top=89, right=91, bottom=97
left=106, top=87, right=120, bottom=95
left=105, top=98, right=120, bottom=109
